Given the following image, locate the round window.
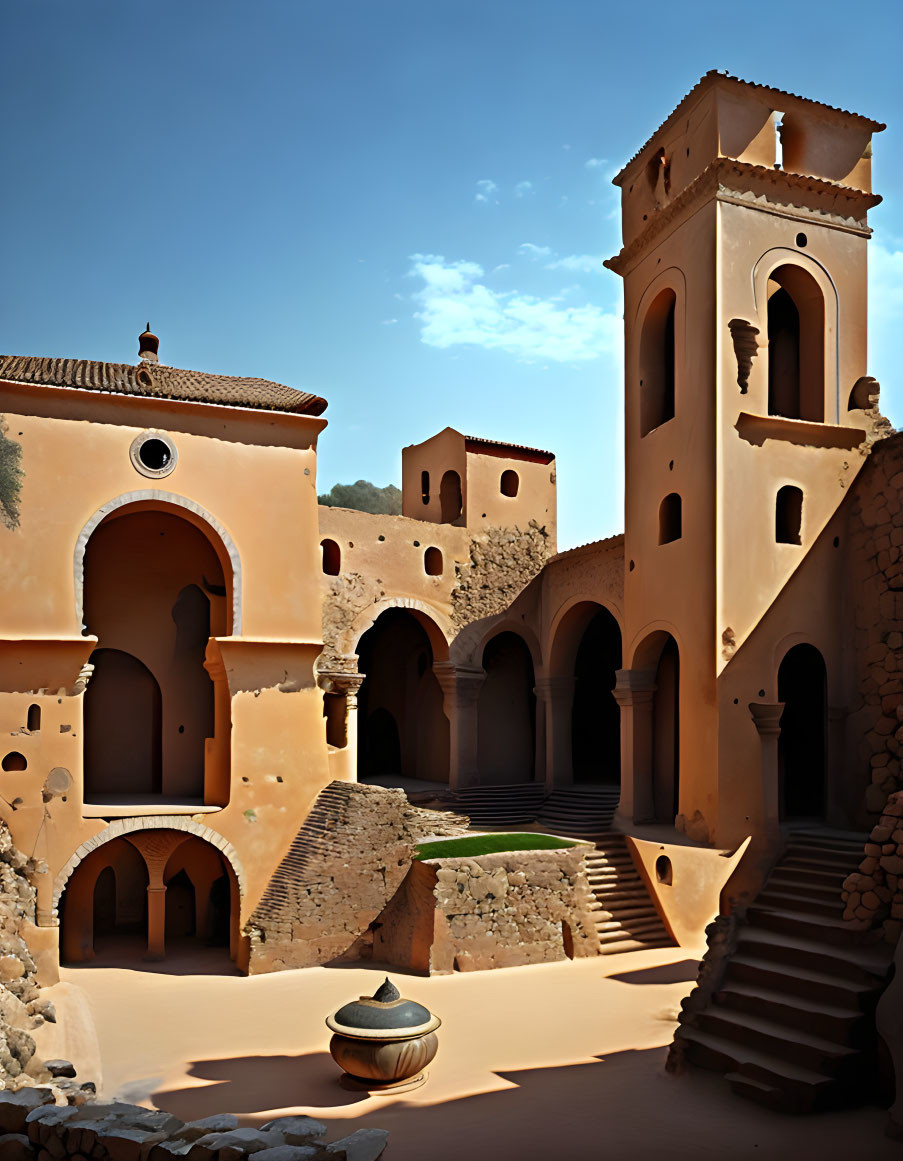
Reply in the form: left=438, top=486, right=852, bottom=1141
left=129, top=432, right=178, bottom=479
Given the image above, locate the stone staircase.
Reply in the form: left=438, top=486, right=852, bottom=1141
left=586, top=834, right=673, bottom=953
left=445, top=782, right=547, bottom=827
left=677, top=828, right=893, bottom=1113
left=536, top=785, right=620, bottom=841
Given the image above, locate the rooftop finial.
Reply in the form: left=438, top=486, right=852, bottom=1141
left=138, top=323, right=159, bottom=364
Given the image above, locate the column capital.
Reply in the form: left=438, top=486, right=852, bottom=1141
left=612, top=668, right=656, bottom=706
left=318, top=670, right=364, bottom=696
left=749, top=702, right=785, bottom=737
left=433, top=663, right=486, bottom=705
left=534, top=675, right=575, bottom=704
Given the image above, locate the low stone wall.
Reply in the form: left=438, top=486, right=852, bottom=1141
left=245, top=782, right=467, bottom=973
left=842, top=789, right=903, bottom=942
left=0, top=1097, right=387, bottom=1161
left=372, top=845, right=600, bottom=972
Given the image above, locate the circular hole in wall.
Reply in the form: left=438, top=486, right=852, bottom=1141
left=1, top=753, right=26, bottom=772
left=378, top=535, right=385, bottom=542
left=655, top=855, right=673, bottom=885
left=130, top=432, right=177, bottom=479
left=758, top=689, right=766, bottom=698
left=733, top=698, right=739, bottom=705
left=413, top=540, right=420, bottom=548
left=796, top=232, right=808, bottom=248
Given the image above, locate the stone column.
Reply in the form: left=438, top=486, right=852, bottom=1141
left=318, top=670, right=365, bottom=782
left=145, top=886, right=167, bottom=960
left=125, top=830, right=190, bottom=962
left=749, top=702, right=784, bottom=833
left=434, top=663, right=486, bottom=790
left=535, top=676, right=575, bottom=792
left=612, top=669, right=657, bottom=823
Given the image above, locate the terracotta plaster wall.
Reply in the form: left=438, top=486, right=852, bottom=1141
left=0, top=386, right=334, bottom=946
left=401, top=428, right=468, bottom=525
left=462, top=448, right=557, bottom=548
left=621, top=201, right=719, bottom=826
left=716, top=198, right=873, bottom=670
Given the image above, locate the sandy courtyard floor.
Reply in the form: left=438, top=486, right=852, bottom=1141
left=56, top=942, right=899, bottom=1161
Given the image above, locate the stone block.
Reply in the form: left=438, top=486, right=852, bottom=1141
left=324, top=1131, right=388, bottom=1161
left=177, top=1119, right=239, bottom=1145
left=0, top=1091, right=54, bottom=1135
left=250, top=1149, right=320, bottom=1161
left=258, top=1121, right=325, bottom=1148
left=25, top=1106, right=77, bottom=1145
left=0, top=1134, right=33, bottom=1161
left=881, top=855, right=903, bottom=875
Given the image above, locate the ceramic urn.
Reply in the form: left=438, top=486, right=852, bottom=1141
left=326, top=976, right=441, bottom=1092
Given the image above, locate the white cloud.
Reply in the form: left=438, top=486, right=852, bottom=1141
left=514, top=181, right=533, bottom=198
left=407, top=253, right=620, bottom=364
left=381, top=318, right=398, bottom=326
left=585, top=157, right=607, bottom=170
left=545, top=253, right=608, bottom=275
left=474, top=179, right=499, bottom=204
left=518, top=242, right=553, bottom=260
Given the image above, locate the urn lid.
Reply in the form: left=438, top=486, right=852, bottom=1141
left=326, top=977, right=441, bottom=1039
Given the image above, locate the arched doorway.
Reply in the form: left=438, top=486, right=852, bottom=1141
left=82, top=507, right=229, bottom=804
left=60, top=829, right=238, bottom=965
left=356, top=609, right=449, bottom=784
left=572, top=608, right=622, bottom=784
left=632, top=631, right=680, bottom=823
left=778, top=643, right=827, bottom=819
left=478, top=632, right=536, bottom=784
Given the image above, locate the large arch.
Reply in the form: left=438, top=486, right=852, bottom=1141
left=348, top=597, right=452, bottom=663
left=356, top=608, right=450, bottom=784
left=548, top=600, right=622, bottom=784
left=477, top=630, right=537, bottom=784
left=81, top=505, right=227, bottom=804
left=778, top=642, right=827, bottom=820
left=631, top=629, right=680, bottom=824
left=75, top=491, right=242, bottom=633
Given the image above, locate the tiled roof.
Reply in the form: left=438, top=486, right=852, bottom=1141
left=549, top=532, right=624, bottom=562
left=463, top=434, right=555, bottom=463
left=615, top=71, right=886, bottom=183
left=0, top=354, right=328, bottom=416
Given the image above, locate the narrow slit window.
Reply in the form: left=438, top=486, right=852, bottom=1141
left=640, top=288, right=676, bottom=436
left=659, top=493, right=682, bottom=544
left=776, top=486, right=803, bottom=545
left=421, top=471, right=430, bottom=505
left=321, top=539, right=341, bottom=576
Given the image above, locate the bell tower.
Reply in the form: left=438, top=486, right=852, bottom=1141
left=607, top=73, right=887, bottom=845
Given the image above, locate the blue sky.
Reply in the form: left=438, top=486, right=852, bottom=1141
left=2, top=1, right=902, bottom=550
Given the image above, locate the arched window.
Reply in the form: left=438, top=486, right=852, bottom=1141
left=424, top=547, right=443, bottom=576
left=27, top=704, right=41, bottom=732
left=1, top=752, right=26, bottom=772
left=658, top=493, right=682, bottom=544
left=421, top=471, right=430, bottom=504
left=321, top=539, right=341, bottom=576
left=439, top=470, right=463, bottom=524
left=500, top=470, right=519, bottom=497
left=776, top=486, right=803, bottom=545
left=640, top=288, right=676, bottom=437
left=767, top=265, right=824, bottom=422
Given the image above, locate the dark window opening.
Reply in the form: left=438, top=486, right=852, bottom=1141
left=421, top=471, right=430, bottom=505
left=27, top=705, right=41, bottom=732
left=137, top=438, right=172, bottom=472
left=640, top=288, right=676, bottom=436
left=659, top=493, right=682, bottom=544
left=1, top=753, right=27, bottom=772
left=439, top=470, right=463, bottom=524
left=321, top=539, right=341, bottom=576
left=776, top=486, right=803, bottom=545
left=424, top=547, right=443, bottom=576
left=324, top=693, right=348, bottom=749
left=767, top=266, right=824, bottom=422
left=655, top=855, right=673, bottom=885
left=500, top=470, right=519, bottom=498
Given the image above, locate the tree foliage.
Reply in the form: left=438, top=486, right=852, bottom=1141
left=318, top=479, right=402, bottom=515
left=0, top=418, right=22, bottom=531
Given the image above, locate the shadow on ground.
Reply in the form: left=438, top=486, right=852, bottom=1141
left=608, top=960, right=700, bottom=986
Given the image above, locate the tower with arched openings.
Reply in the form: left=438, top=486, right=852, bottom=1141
left=606, top=73, right=889, bottom=849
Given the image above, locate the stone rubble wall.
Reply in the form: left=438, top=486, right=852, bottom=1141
left=0, top=1097, right=387, bottom=1161
left=842, top=790, right=903, bottom=942
left=245, top=782, right=467, bottom=973
left=373, top=845, right=600, bottom=973
left=451, top=521, right=552, bottom=629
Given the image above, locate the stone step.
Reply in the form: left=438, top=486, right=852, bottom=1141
left=726, top=953, right=880, bottom=1011
left=713, top=983, right=867, bottom=1042
left=598, top=935, right=673, bottom=954
left=694, top=1007, right=857, bottom=1077
left=764, top=874, right=848, bottom=901
left=780, top=853, right=862, bottom=876
left=736, top=927, right=890, bottom=987
left=755, top=889, right=845, bottom=918
left=595, top=909, right=663, bottom=927
left=747, top=904, right=878, bottom=948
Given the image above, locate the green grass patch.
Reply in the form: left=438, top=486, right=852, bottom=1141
left=414, top=833, right=578, bottom=861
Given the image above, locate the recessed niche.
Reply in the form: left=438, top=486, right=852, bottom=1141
left=1, top=753, right=26, bottom=772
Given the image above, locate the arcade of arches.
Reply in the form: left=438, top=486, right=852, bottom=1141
left=59, top=830, right=239, bottom=965
left=82, top=507, right=231, bottom=805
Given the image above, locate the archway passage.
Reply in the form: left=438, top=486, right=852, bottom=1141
left=478, top=632, right=536, bottom=784
left=572, top=608, right=622, bottom=784
left=59, top=830, right=238, bottom=967
left=357, top=609, right=449, bottom=784
left=778, top=644, right=827, bottom=819
left=82, top=507, right=229, bottom=805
